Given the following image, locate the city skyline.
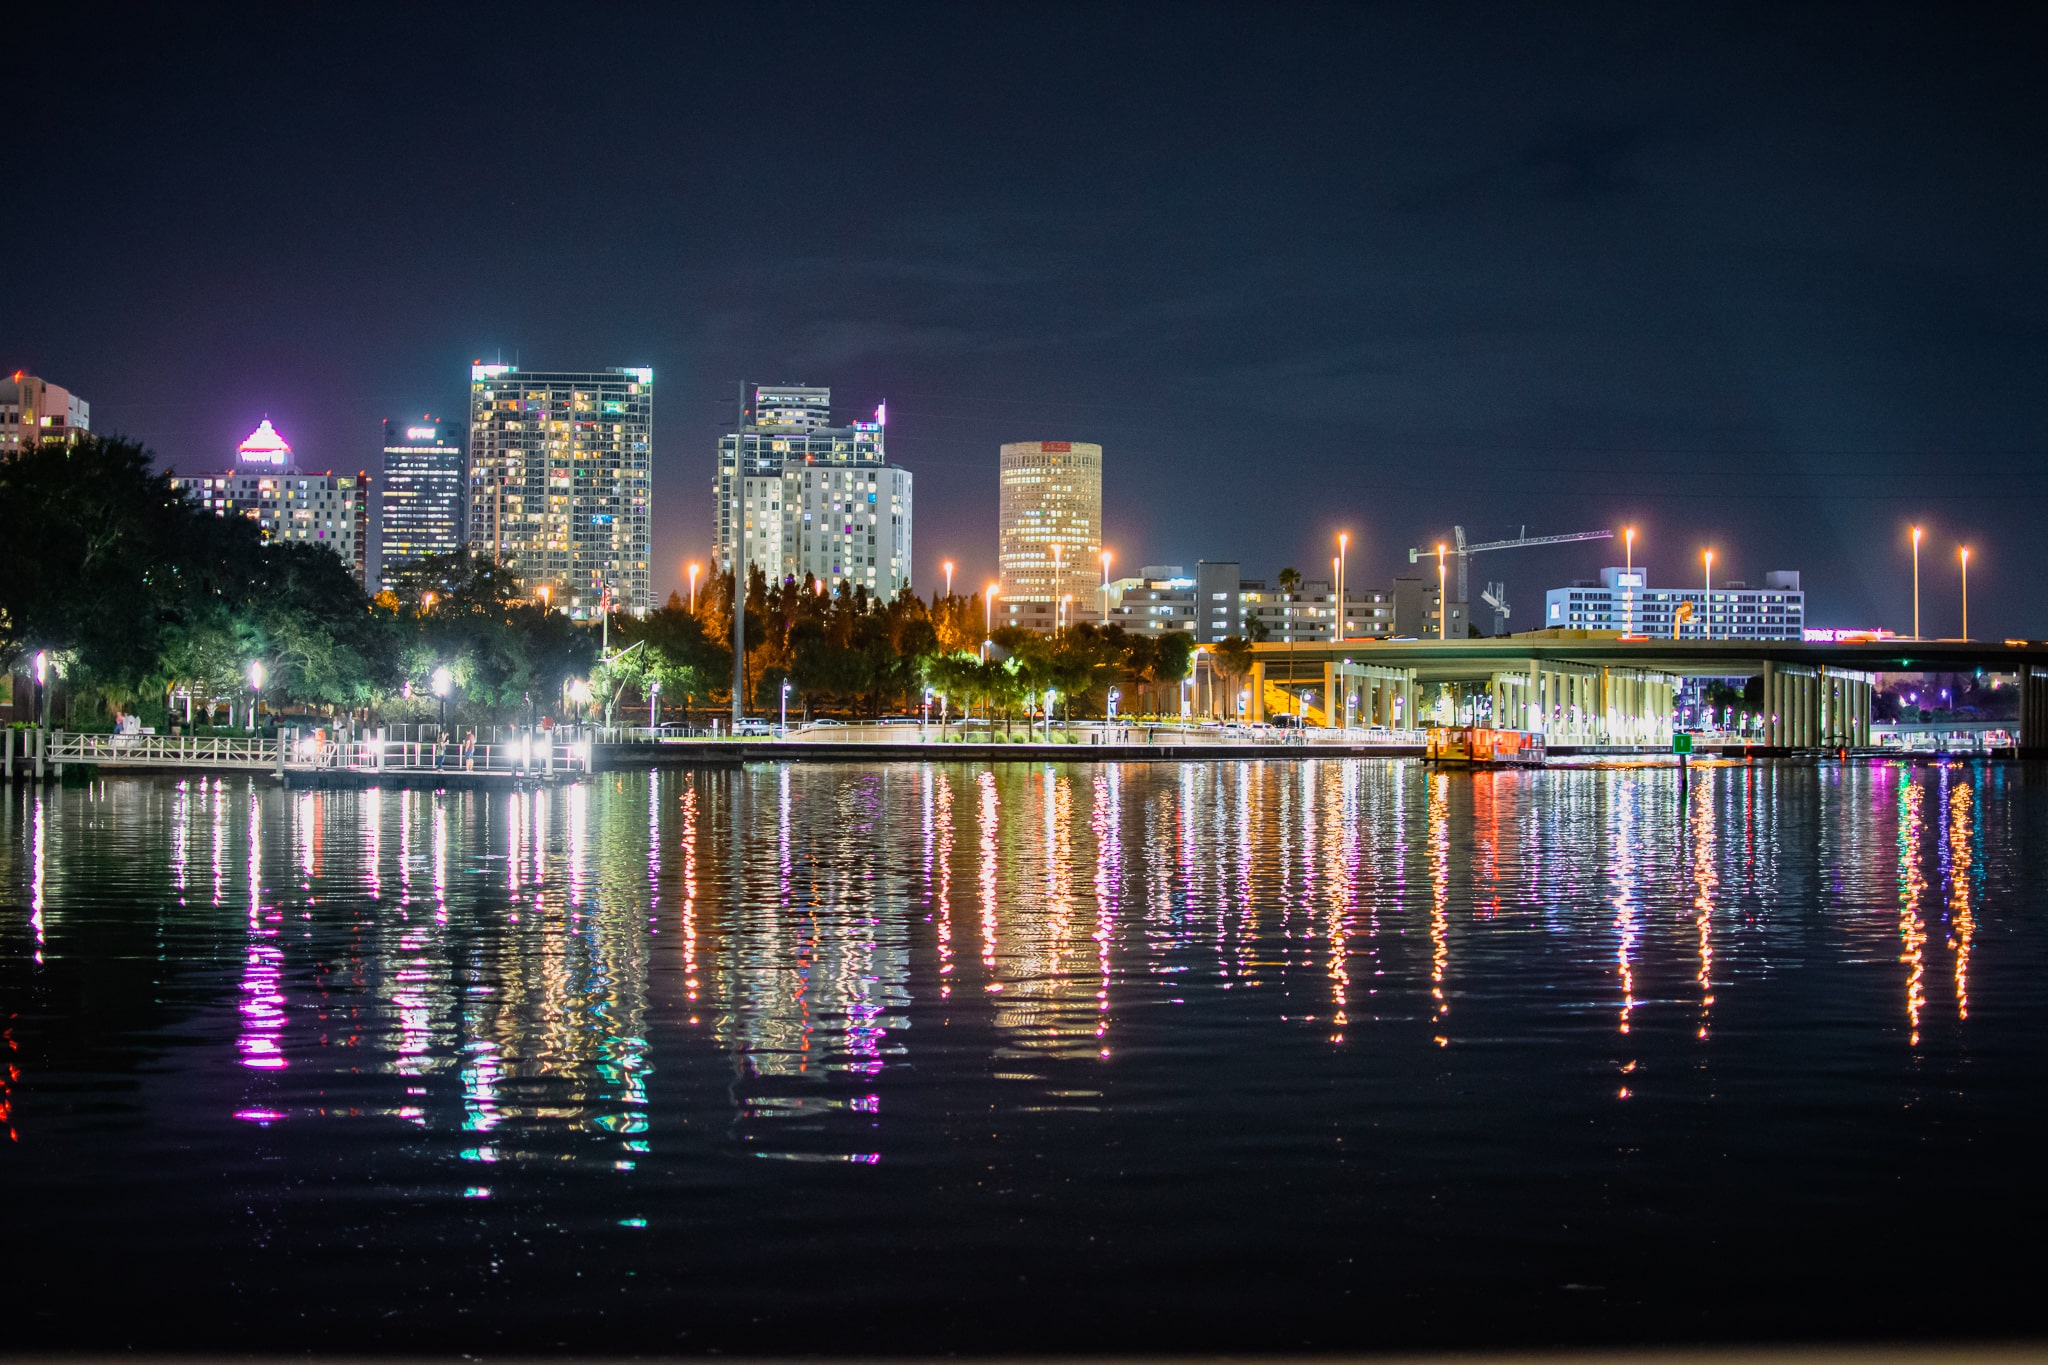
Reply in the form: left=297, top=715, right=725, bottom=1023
left=11, top=7, right=2039, bottom=637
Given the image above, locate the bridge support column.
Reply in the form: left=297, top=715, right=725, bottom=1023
left=1248, top=662, right=1265, bottom=722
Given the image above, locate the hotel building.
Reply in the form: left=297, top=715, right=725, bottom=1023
left=169, top=419, right=371, bottom=585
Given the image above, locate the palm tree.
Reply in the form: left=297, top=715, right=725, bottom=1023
left=1276, top=567, right=1302, bottom=641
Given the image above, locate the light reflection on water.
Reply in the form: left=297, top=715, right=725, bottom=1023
left=2, top=758, right=2045, bottom=1352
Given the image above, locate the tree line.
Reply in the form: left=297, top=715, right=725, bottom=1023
left=1, top=434, right=1239, bottom=729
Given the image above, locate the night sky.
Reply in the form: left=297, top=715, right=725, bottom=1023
left=13, top=4, right=2045, bottom=633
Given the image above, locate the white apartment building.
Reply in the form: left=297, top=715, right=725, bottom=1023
left=1544, top=566, right=1805, bottom=640
left=2, top=371, right=89, bottom=456
left=719, top=386, right=912, bottom=597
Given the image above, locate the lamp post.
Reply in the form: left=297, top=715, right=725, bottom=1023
left=984, top=583, right=998, bottom=661
left=1336, top=532, right=1348, bottom=644
left=688, top=562, right=701, bottom=614
left=1911, top=526, right=1923, bottom=639
left=1624, top=526, right=1636, bottom=635
left=1101, top=549, right=1113, bottom=624
left=1060, top=593, right=1073, bottom=632
left=943, top=560, right=954, bottom=600
left=780, top=679, right=791, bottom=733
left=1436, top=543, right=1447, bottom=640
left=421, top=591, right=436, bottom=613
left=247, top=660, right=266, bottom=732
left=1703, top=549, right=1715, bottom=640
left=649, top=677, right=661, bottom=728
left=431, top=665, right=453, bottom=730
left=1959, top=546, right=1971, bottom=640
left=34, top=649, right=50, bottom=730
left=1332, top=555, right=1341, bottom=641
left=1052, top=541, right=1062, bottom=609
left=538, top=584, right=550, bottom=614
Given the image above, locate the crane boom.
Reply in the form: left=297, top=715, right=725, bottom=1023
left=1406, top=526, right=1616, bottom=619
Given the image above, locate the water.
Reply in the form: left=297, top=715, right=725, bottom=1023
left=1, top=759, right=2043, bottom=1354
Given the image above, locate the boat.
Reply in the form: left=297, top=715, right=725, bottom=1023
left=1424, top=726, right=1548, bottom=767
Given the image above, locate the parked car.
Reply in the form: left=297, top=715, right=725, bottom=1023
left=876, top=715, right=920, bottom=726
left=733, top=718, right=775, bottom=737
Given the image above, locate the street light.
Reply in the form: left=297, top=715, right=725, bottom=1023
left=1703, top=549, right=1715, bottom=640
left=1060, top=593, right=1073, bottom=631
left=431, top=665, right=453, bottom=729
left=1101, top=549, right=1113, bottom=624
left=538, top=584, right=550, bottom=613
left=1911, top=526, right=1923, bottom=639
left=983, top=583, right=998, bottom=660
left=649, top=677, right=661, bottom=727
left=1336, top=532, right=1348, bottom=644
left=943, top=560, right=954, bottom=599
left=688, top=561, right=701, bottom=614
left=1436, top=543, right=1447, bottom=640
left=1959, top=546, right=1971, bottom=640
left=247, top=660, right=266, bottom=731
left=1624, top=526, right=1636, bottom=635
left=780, top=679, right=791, bottom=733
left=1332, top=556, right=1341, bottom=640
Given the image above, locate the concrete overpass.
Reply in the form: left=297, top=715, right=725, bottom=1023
left=1233, top=633, right=2048, bottom=751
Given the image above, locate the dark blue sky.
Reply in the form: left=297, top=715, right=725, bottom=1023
left=13, top=3, right=2045, bottom=632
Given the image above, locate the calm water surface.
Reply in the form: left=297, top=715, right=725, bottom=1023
left=1, top=759, right=2043, bottom=1353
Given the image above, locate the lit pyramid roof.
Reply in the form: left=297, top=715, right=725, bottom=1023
left=237, top=418, right=292, bottom=465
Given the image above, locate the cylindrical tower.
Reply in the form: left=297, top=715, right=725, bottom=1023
left=998, top=440, right=1102, bottom=608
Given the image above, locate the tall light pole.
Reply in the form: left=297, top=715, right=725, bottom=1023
left=538, top=584, right=551, bottom=614
left=649, top=677, right=661, bottom=727
left=943, top=560, right=954, bottom=599
left=1624, top=526, right=1636, bottom=635
left=1100, top=549, right=1113, bottom=624
left=1959, top=545, right=1971, bottom=640
left=247, top=660, right=266, bottom=732
left=1336, top=532, right=1348, bottom=643
left=1436, top=543, right=1447, bottom=640
left=984, top=583, right=998, bottom=660
left=431, top=665, right=452, bottom=731
left=688, top=561, right=700, bottom=614
left=1060, top=593, right=1073, bottom=632
left=1703, top=549, right=1714, bottom=641
left=1911, top=525, right=1923, bottom=639
left=1332, top=555, right=1341, bottom=641
left=780, top=679, right=791, bottom=732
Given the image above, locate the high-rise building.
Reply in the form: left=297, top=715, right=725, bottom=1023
left=379, top=416, right=467, bottom=579
left=467, top=364, right=652, bottom=618
left=714, top=385, right=912, bottom=597
left=998, top=440, right=1101, bottom=608
left=1543, top=567, right=1804, bottom=640
left=2, top=371, right=90, bottom=457
left=169, top=419, right=372, bottom=585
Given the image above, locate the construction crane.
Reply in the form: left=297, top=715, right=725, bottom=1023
left=1408, top=525, right=1615, bottom=628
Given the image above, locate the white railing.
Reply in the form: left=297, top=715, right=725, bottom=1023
left=43, top=732, right=281, bottom=769
left=285, top=734, right=591, bottom=776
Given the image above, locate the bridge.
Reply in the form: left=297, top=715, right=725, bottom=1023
left=1236, top=633, right=2048, bottom=751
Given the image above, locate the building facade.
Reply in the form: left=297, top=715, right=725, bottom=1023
left=379, top=416, right=467, bottom=580
left=169, top=419, right=371, bottom=585
left=1190, top=561, right=1404, bottom=643
left=714, top=385, right=911, bottom=598
left=468, top=365, right=652, bottom=618
left=999, top=440, right=1101, bottom=607
left=2, top=371, right=89, bottom=457
left=1543, top=567, right=1805, bottom=640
